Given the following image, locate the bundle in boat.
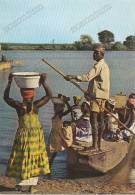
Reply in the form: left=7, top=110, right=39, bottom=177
left=12, top=72, right=40, bottom=89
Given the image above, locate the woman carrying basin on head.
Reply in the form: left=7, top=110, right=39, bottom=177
left=3, top=73, right=52, bottom=193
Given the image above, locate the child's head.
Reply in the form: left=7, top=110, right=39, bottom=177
left=81, top=101, right=90, bottom=116
left=73, top=96, right=81, bottom=105
left=20, top=88, right=35, bottom=103
left=127, top=93, right=135, bottom=108
left=59, top=94, right=70, bottom=102
left=52, top=96, right=65, bottom=114
left=54, top=103, right=65, bottom=113
left=105, top=99, right=116, bottom=112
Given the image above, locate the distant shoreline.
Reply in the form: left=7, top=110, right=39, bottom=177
left=1, top=49, right=135, bottom=51
left=1, top=43, right=135, bottom=51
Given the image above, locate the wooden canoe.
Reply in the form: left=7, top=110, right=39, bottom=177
left=67, top=139, right=130, bottom=174
left=0, top=61, right=11, bottom=70
left=67, top=93, right=131, bottom=174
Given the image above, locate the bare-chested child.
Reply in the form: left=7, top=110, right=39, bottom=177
left=48, top=94, right=73, bottom=166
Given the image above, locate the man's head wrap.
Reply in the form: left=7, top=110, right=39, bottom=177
left=73, top=96, right=82, bottom=103
left=93, top=43, right=105, bottom=54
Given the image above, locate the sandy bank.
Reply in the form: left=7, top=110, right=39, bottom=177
left=0, top=176, right=135, bottom=194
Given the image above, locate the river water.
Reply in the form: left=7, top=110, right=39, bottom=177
left=0, top=50, right=135, bottom=179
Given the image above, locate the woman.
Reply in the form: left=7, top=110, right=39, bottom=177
left=4, top=73, right=52, bottom=193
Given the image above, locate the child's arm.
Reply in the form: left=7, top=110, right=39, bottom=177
left=61, top=101, right=71, bottom=117
left=34, top=73, right=52, bottom=108
left=3, top=73, right=21, bottom=109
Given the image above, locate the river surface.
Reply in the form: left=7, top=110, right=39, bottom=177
left=0, top=50, right=135, bottom=179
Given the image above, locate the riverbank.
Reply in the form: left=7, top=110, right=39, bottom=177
left=1, top=43, right=135, bottom=51
left=0, top=176, right=135, bottom=194
left=1, top=144, right=135, bottom=194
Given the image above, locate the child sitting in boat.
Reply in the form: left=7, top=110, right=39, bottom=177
left=48, top=94, right=73, bottom=166
left=103, top=99, right=121, bottom=141
left=71, top=96, right=82, bottom=122
left=118, top=93, right=135, bottom=140
left=118, top=93, right=135, bottom=129
left=73, top=100, right=92, bottom=143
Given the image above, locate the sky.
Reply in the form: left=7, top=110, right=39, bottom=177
left=0, top=0, right=134, bottom=43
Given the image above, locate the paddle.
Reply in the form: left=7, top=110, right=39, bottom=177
left=42, top=58, right=85, bottom=93
left=42, top=58, right=135, bottom=135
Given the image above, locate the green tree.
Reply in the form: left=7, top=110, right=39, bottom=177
left=98, top=30, right=114, bottom=49
left=1, top=43, right=9, bottom=50
left=74, top=34, right=93, bottom=50
left=60, top=44, right=66, bottom=50
left=37, top=44, right=45, bottom=50
left=80, top=34, right=93, bottom=50
left=80, top=34, right=93, bottom=44
left=74, top=41, right=83, bottom=50
left=123, top=35, right=135, bottom=50
left=112, top=42, right=127, bottom=50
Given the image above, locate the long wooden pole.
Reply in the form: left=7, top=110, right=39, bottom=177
left=42, top=58, right=135, bottom=135
left=42, top=58, right=85, bottom=93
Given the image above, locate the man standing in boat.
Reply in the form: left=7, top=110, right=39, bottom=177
left=65, top=44, right=110, bottom=151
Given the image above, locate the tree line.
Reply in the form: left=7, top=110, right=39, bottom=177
left=1, top=30, right=135, bottom=50
left=73, top=30, right=135, bottom=51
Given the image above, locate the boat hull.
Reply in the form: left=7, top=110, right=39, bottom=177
left=0, top=62, right=11, bottom=70
left=67, top=140, right=129, bottom=173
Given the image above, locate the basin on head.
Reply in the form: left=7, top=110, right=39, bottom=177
left=12, top=72, right=40, bottom=89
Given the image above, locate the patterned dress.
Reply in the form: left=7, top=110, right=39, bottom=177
left=75, top=116, right=92, bottom=143
left=6, top=110, right=50, bottom=181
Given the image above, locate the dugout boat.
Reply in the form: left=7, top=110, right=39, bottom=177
left=67, top=93, right=133, bottom=174
left=67, top=139, right=131, bottom=174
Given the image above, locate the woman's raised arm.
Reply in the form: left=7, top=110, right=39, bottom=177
left=3, top=73, right=22, bottom=109
left=34, top=73, right=52, bottom=108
